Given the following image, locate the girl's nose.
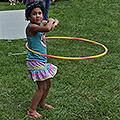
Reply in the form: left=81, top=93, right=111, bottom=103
left=37, top=13, right=40, bottom=17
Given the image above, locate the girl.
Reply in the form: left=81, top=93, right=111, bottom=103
left=25, top=1, right=59, bottom=118
left=10, top=0, right=16, bottom=5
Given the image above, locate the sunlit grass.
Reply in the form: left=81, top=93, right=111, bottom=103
left=0, top=0, right=119, bottom=119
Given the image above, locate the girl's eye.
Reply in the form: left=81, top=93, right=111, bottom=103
left=33, top=12, right=36, bottom=15
left=38, top=12, right=41, bottom=15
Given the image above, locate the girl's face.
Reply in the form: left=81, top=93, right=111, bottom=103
left=28, top=7, right=43, bottom=24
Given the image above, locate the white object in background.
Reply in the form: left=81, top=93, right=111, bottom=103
left=0, top=10, right=29, bottom=40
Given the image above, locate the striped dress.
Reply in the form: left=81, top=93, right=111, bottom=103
left=26, top=22, right=57, bottom=82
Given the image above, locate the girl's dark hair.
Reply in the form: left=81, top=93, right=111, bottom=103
left=25, top=1, right=45, bottom=21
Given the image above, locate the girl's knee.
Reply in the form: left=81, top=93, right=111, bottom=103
left=41, top=80, right=51, bottom=91
left=37, top=79, right=51, bottom=91
left=37, top=81, right=46, bottom=91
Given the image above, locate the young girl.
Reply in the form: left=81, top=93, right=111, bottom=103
left=25, top=1, right=59, bottom=118
left=10, top=0, right=16, bottom=5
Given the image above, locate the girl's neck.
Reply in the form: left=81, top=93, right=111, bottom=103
left=31, top=21, right=40, bottom=25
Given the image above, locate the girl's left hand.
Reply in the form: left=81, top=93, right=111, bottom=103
left=54, top=19, right=59, bottom=26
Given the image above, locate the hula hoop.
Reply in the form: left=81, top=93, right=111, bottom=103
left=25, top=37, right=108, bottom=60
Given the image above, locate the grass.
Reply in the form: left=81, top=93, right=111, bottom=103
left=0, top=0, right=120, bottom=120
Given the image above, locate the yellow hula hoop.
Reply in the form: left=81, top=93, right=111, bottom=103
left=26, top=37, right=108, bottom=60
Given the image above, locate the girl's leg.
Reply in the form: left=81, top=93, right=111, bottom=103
left=13, top=0, right=16, bottom=5
left=23, top=0, right=26, bottom=5
left=26, top=0, right=29, bottom=4
left=28, top=81, right=47, bottom=118
left=10, top=0, right=12, bottom=5
left=43, top=0, right=51, bottom=20
left=38, top=79, right=52, bottom=107
left=42, top=0, right=46, bottom=20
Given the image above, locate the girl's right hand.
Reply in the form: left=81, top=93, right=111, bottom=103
left=51, top=19, right=59, bottom=31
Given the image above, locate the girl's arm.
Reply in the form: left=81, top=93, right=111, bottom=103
left=40, top=0, right=43, bottom=3
left=28, top=18, right=55, bottom=33
left=42, top=20, right=48, bottom=26
left=42, top=19, right=59, bottom=27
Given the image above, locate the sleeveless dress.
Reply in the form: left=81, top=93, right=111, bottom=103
left=26, top=22, right=57, bottom=82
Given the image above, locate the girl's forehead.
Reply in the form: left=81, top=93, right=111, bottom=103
left=32, top=7, right=42, bottom=12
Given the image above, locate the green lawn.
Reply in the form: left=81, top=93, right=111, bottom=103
left=0, top=0, right=119, bottom=120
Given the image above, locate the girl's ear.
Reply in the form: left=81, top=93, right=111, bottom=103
left=27, top=15, right=30, bottom=20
